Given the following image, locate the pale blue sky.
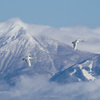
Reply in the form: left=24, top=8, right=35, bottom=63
left=0, top=0, right=100, bottom=28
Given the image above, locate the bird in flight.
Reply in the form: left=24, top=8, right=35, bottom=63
left=23, top=55, right=37, bottom=67
left=72, top=39, right=84, bottom=50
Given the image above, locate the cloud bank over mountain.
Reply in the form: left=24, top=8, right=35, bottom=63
left=0, top=75, right=100, bottom=100
left=25, top=20, right=100, bottom=53
left=41, top=26, right=100, bottom=53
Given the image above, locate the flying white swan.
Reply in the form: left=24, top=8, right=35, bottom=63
left=23, top=55, right=37, bottom=67
left=72, top=39, right=84, bottom=50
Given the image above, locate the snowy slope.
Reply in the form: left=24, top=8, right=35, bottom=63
left=50, top=55, right=100, bottom=84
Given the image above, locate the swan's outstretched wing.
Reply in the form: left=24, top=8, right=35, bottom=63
left=29, top=57, right=37, bottom=59
left=72, top=42, right=77, bottom=50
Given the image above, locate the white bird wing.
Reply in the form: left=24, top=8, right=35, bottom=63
left=29, top=57, right=37, bottom=59
left=26, top=59, right=31, bottom=67
left=29, top=57, right=34, bottom=59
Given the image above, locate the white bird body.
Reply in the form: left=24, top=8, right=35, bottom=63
left=23, top=55, right=37, bottom=67
left=72, top=39, right=84, bottom=50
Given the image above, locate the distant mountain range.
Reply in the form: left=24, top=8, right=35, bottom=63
left=0, top=18, right=100, bottom=86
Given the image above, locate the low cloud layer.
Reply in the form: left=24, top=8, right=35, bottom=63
left=0, top=75, right=100, bottom=100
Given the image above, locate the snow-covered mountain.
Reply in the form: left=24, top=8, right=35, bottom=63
left=50, top=55, right=100, bottom=84
left=0, top=18, right=100, bottom=85
left=0, top=18, right=57, bottom=85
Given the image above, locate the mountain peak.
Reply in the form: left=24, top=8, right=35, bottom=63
left=0, top=18, right=28, bottom=37
left=1, top=18, right=23, bottom=24
left=0, top=18, right=27, bottom=31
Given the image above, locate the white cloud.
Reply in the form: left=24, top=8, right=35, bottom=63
left=0, top=75, right=100, bottom=100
